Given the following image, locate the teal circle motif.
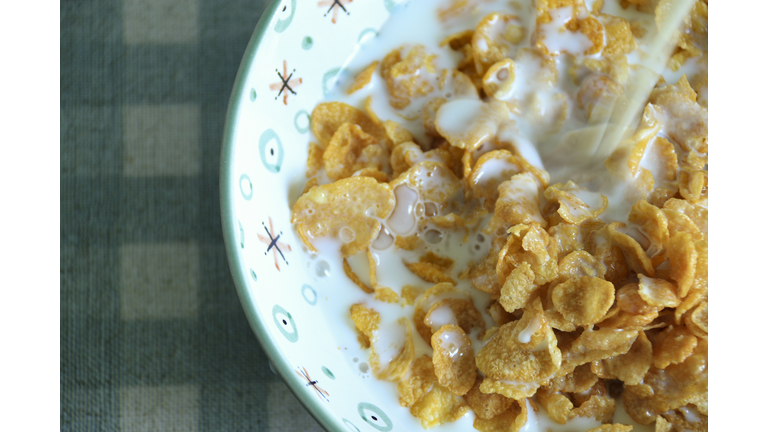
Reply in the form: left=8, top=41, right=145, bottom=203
left=250, top=88, right=257, bottom=101
left=322, top=67, right=342, bottom=96
left=294, top=110, right=310, bottom=134
left=321, top=366, right=335, bottom=379
left=258, top=129, right=285, bottom=173
left=342, top=418, right=360, bottom=432
left=301, top=284, right=317, bottom=305
left=301, top=36, right=313, bottom=50
left=238, top=220, right=244, bottom=248
left=272, top=304, right=298, bottom=343
left=358, top=28, right=378, bottom=43
left=250, top=269, right=257, bottom=281
left=358, top=402, right=392, bottom=431
left=239, top=174, right=253, bottom=200
left=274, top=0, right=297, bottom=33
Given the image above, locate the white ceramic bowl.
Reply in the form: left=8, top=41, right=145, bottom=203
left=219, top=1, right=444, bottom=430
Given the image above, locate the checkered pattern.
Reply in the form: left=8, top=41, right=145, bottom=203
left=61, top=1, right=324, bottom=430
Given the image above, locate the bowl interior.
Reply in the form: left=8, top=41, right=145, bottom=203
left=220, top=0, right=464, bottom=431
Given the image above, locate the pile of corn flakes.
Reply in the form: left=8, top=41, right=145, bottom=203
left=292, top=0, right=707, bottom=430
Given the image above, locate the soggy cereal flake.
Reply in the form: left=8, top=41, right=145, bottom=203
left=343, top=258, right=374, bottom=294
left=495, top=173, right=547, bottom=227
left=544, top=181, right=608, bottom=225
left=600, top=330, right=652, bottom=385
left=431, top=324, right=477, bottom=395
left=291, top=176, right=395, bottom=257
left=570, top=379, right=609, bottom=406
left=470, top=150, right=525, bottom=206
left=469, top=235, right=507, bottom=296
left=410, top=383, right=470, bottom=429
left=660, top=406, right=707, bottom=432
left=310, top=102, right=386, bottom=149
left=390, top=142, right=423, bottom=178
left=548, top=224, right=584, bottom=262
left=440, top=29, right=475, bottom=50
left=415, top=283, right=482, bottom=344
left=370, top=317, right=415, bottom=381
left=637, top=274, right=680, bottom=308
left=666, top=232, right=698, bottom=298
left=350, top=303, right=379, bottom=348
left=324, top=123, right=388, bottom=181
left=402, top=285, right=424, bottom=306
left=382, top=45, right=440, bottom=109
left=499, top=262, right=537, bottom=313
left=466, top=376, right=515, bottom=420
left=483, top=59, right=517, bottom=100
left=306, top=142, right=324, bottom=177
left=392, top=161, right=464, bottom=204
left=605, top=105, right=662, bottom=179
left=662, top=208, right=703, bottom=243
left=649, top=76, right=708, bottom=155
left=607, top=222, right=654, bottom=277
left=557, top=250, right=607, bottom=281
left=436, top=99, right=510, bottom=151
left=577, top=74, right=624, bottom=120
left=570, top=395, right=615, bottom=423
left=375, top=287, right=400, bottom=304
left=405, top=261, right=456, bottom=285
left=472, top=13, right=526, bottom=76
left=552, top=276, right=614, bottom=327
left=347, top=61, right=379, bottom=95
left=536, top=3, right=605, bottom=56
left=398, top=355, right=437, bottom=408
left=507, top=298, right=548, bottom=349
left=600, top=14, right=637, bottom=55
left=652, top=324, right=698, bottom=369
left=560, top=328, right=638, bottom=374
left=585, top=225, right=630, bottom=288
left=537, top=386, right=573, bottom=424
left=678, top=167, right=707, bottom=204
left=497, top=224, right=559, bottom=287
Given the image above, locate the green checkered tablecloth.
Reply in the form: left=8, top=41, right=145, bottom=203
left=61, top=0, right=323, bottom=430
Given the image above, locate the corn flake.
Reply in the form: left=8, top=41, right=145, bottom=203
left=552, top=276, right=614, bottom=327
left=291, top=176, right=395, bottom=257
left=370, top=317, right=415, bottom=381
left=560, top=328, right=638, bottom=374
left=495, top=173, right=547, bottom=227
left=472, top=400, right=526, bottom=432
left=410, top=383, right=470, bottom=429
left=398, top=355, right=437, bottom=407
left=607, top=222, right=654, bottom=277
left=350, top=303, right=379, bottom=348
left=666, top=232, right=698, bottom=298
left=652, top=324, right=698, bottom=370
left=347, top=61, right=379, bottom=95
left=310, top=102, right=386, bottom=149
left=431, top=324, right=477, bottom=395
left=545, top=181, right=608, bottom=225
left=599, top=330, right=652, bottom=385
left=537, top=386, right=573, bottom=424
left=324, top=123, right=388, bottom=181
left=497, top=224, right=559, bottom=287
left=570, top=395, right=615, bottom=423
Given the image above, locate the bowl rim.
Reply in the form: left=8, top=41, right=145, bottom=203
left=219, top=1, right=339, bottom=430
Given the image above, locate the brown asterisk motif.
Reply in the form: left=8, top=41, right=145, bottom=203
left=269, top=60, right=303, bottom=106
left=318, top=0, right=352, bottom=24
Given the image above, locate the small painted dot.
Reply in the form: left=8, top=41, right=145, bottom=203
left=322, top=366, right=335, bottom=379
left=250, top=269, right=257, bottom=280
left=250, top=89, right=257, bottom=101
left=302, top=36, right=313, bottom=50
left=282, top=319, right=287, bottom=325
left=372, top=416, right=378, bottom=421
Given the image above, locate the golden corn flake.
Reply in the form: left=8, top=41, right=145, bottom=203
left=469, top=150, right=526, bottom=206
left=350, top=303, right=379, bottom=348
left=353, top=167, right=390, bottom=183
left=392, top=161, right=463, bottom=204
left=666, top=232, right=698, bottom=298
left=310, top=101, right=385, bottom=149
left=560, top=328, right=638, bottom=374
left=557, top=250, right=607, bottom=282
left=537, top=386, right=573, bottom=424
left=616, top=283, right=658, bottom=315
left=382, top=45, right=440, bottom=109
left=383, top=119, right=414, bottom=150
left=431, top=324, right=477, bottom=396
left=465, top=376, right=515, bottom=420
left=436, top=100, right=510, bottom=151
left=497, top=224, right=559, bottom=287
left=324, top=123, right=388, bottom=181
left=536, top=4, right=605, bottom=56
left=586, top=424, right=633, bottom=432
left=652, top=324, right=698, bottom=370
left=401, top=285, right=424, bottom=306
left=347, top=61, right=379, bottom=95
left=495, top=173, right=547, bottom=227
left=684, top=300, right=707, bottom=339
left=544, top=181, right=608, bottom=225
left=499, top=261, right=537, bottom=313
left=637, top=274, right=680, bottom=308
left=607, top=222, right=654, bottom=277
left=599, top=330, right=652, bottom=385
left=552, top=276, right=614, bottom=327
left=471, top=401, right=526, bottom=432
left=343, top=258, right=373, bottom=294
left=570, top=379, right=609, bottom=406
left=291, top=176, right=395, bottom=257
left=375, top=287, right=399, bottom=304
left=405, top=260, right=456, bottom=285
left=649, top=76, right=708, bottom=154
left=663, top=198, right=707, bottom=239
left=472, top=13, right=526, bottom=75
left=306, top=142, right=324, bottom=178
left=415, top=283, right=483, bottom=344
left=410, top=383, right=470, bottom=429
left=370, top=317, right=415, bottom=381
left=628, top=200, right=669, bottom=258
left=487, top=300, right=517, bottom=327
left=600, top=13, right=637, bottom=55
left=397, top=355, right=437, bottom=407
left=570, top=395, right=615, bottom=423
left=663, top=208, right=704, bottom=243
